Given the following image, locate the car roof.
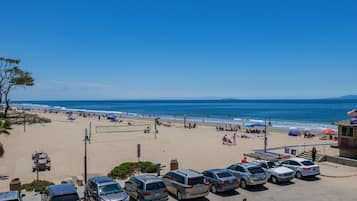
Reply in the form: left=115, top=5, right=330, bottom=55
left=135, top=175, right=162, bottom=183
left=289, top=157, right=309, bottom=162
left=89, top=176, right=115, bottom=184
left=173, top=169, right=202, bottom=177
left=204, top=169, right=230, bottom=174
left=47, top=184, right=77, bottom=196
left=0, top=191, right=19, bottom=201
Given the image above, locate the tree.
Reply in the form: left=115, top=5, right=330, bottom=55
left=0, top=58, right=20, bottom=108
left=0, top=59, right=34, bottom=118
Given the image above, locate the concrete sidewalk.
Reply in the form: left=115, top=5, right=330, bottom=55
left=319, top=161, right=357, bottom=177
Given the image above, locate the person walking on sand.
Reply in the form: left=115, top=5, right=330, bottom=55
left=233, top=133, right=237, bottom=145
left=312, top=147, right=317, bottom=162
left=241, top=156, right=247, bottom=163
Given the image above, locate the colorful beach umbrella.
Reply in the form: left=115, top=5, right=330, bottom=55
left=323, top=129, right=335, bottom=134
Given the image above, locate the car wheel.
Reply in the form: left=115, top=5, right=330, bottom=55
left=177, top=191, right=183, bottom=200
left=211, top=185, right=217, bottom=193
left=271, top=176, right=278, bottom=184
left=296, top=171, right=302, bottom=179
left=240, top=179, right=247, bottom=189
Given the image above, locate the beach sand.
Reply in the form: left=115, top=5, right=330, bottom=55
left=0, top=111, right=338, bottom=191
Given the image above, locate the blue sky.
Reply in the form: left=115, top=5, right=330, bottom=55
left=1, top=0, right=357, bottom=100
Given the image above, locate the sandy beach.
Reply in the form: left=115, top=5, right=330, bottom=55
left=0, top=111, right=338, bottom=191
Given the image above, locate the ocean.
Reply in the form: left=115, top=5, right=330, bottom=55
left=13, top=99, right=357, bottom=130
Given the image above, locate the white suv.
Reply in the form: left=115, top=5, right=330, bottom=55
left=281, top=158, right=320, bottom=179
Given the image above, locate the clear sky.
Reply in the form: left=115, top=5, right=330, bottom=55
left=1, top=0, right=357, bottom=100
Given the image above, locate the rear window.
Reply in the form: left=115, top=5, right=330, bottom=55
left=146, top=182, right=166, bottom=190
left=51, top=194, right=79, bottom=201
left=301, top=161, right=314, bottom=166
left=188, top=177, right=204, bottom=185
left=248, top=167, right=264, bottom=174
left=216, top=172, right=232, bottom=178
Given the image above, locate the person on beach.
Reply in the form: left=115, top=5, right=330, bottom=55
left=312, top=147, right=317, bottom=162
left=222, top=134, right=228, bottom=144
left=233, top=133, right=237, bottom=145
left=241, top=156, right=247, bottom=163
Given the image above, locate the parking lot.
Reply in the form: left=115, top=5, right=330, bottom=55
left=164, top=176, right=357, bottom=201
left=21, top=175, right=357, bottom=201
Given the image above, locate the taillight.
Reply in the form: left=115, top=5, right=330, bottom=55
left=303, top=167, right=311, bottom=171
left=185, top=185, right=193, bottom=189
left=143, top=192, right=152, bottom=196
left=163, top=189, right=168, bottom=193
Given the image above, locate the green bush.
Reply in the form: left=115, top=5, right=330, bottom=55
left=108, top=161, right=157, bottom=179
left=22, top=180, right=54, bottom=193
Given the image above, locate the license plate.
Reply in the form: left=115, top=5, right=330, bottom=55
left=155, top=193, right=160, bottom=197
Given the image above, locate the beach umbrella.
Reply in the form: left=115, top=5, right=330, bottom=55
left=323, top=129, right=335, bottom=134
left=347, top=109, right=357, bottom=117
left=288, top=128, right=300, bottom=136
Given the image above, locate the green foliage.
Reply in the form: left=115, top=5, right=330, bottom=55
left=0, top=120, right=12, bottom=134
left=21, top=180, right=54, bottom=193
left=108, top=161, right=157, bottom=179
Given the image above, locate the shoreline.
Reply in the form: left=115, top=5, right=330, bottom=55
left=14, top=103, right=338, bottom=131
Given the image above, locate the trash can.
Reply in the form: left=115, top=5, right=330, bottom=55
left=9, top=178, right=21, bottom=193
left=290, top=149, right=297, bottom=156
left=170, top=159, right=178, bottom=171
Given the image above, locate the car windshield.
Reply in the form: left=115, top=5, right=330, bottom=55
left=216, top=172, right=232, bottom=178
left=188, top=177, right=204, bottom=185
left=146, top=182, right=166, bottom=190
left=51, top=194, right=79, bottom=201
left=267, top=161, right=282, bottom=168
left=99, top=183, right=123, bottom=195
left=301, top=161, right=314, bottom=166
left=248, top=167, right=265, bottom=174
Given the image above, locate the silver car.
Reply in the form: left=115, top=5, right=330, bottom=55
left=281, top=158, right=320, bottom=179
left=202, top=169, right=240, bottom=193
left=85, top=176, right=129, bottom=201
left=226, top=162, right=267, bottom=189
left=254, top=160, right=295, bottom=184
left=124, top=175, right=169, bottom=201
left=162, top=169, right=209, bottom=200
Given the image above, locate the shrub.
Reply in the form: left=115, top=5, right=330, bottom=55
left=22, top=180, right=54, bottom=193
left=108, top=161, right=157, bottom=179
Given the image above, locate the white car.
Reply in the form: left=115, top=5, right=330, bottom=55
left=281, top=158, right=320, bottom=179
left=254, top=160, right=295, bottom=184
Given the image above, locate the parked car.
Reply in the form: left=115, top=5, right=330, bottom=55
left=162, top=169, right=209, bottom=200
left=124, top=175, right=168, bottom=201
left=202, top=169, right=239, bottom=193
left=226, top=162, right=267, bottom=189
left=254, top=160, right=295, bottom=184
left=0, top=191, right=21, bottom=201
left=281, top=158, right=320, bottom=179
left=32, top=152, right=51, bottom=172
left=42, top=184, right=80, bottom=201
left=85, top=176, right=129, bottom=201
